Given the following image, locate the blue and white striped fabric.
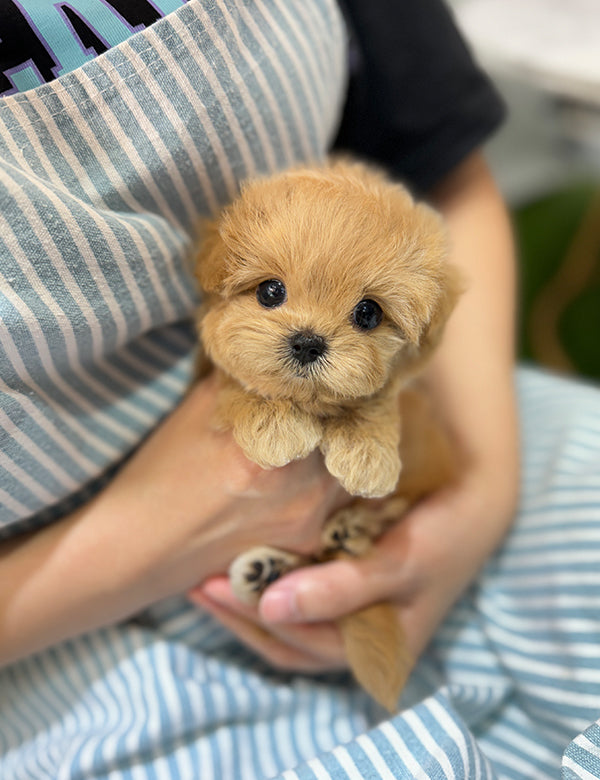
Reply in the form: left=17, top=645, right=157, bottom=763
left=2, top=2, right=600, bottom=778
left=0, top=0, right=347, bottom=532
left=2, top=368, right=600, bottom=779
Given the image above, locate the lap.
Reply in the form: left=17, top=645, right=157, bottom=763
left=3, top=368, right=600, bottom=780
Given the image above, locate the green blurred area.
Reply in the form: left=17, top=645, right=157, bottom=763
left=513, top=182, right=600, bottom=381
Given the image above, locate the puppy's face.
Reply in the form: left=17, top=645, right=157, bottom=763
left=196, top=162, right=460, bottom=406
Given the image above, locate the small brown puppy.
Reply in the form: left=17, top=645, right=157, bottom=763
left=195, top=159, right=461, bottom=711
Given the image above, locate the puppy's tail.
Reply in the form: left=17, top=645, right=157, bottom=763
left=337, top=602, right=412, bottom=713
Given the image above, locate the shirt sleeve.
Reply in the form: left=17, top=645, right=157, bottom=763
left=332, top=0, right=506, bottom=194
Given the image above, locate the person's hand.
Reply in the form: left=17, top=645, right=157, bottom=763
left=188, top=460, right=516, bottom=672
left=0, top=374, right=348, bottom=667
left=97, top=374, right=348, bottom=597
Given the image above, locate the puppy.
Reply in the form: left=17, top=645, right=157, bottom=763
left=195, top=159, right=461, bottom=711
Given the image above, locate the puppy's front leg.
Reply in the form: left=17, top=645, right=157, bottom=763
left=217, top=378, right=322, bottom=468
left=321, top=393, right=401, bottom=498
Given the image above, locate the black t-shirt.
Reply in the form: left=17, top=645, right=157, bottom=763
left=333, top=0, right=506, bottom=193
left=0, top=0, right=504, bottom=194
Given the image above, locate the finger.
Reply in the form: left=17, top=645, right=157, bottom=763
left=190, top=587, right=345, bottom=671
left=257, top=551, right=401, bottom=625
left=191, top=589, right=321, bottom=670
left=190, top=575, right=262, bottom=616
left=189, top=577, right=346, bottom=664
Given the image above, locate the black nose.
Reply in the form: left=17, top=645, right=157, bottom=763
left=288, top=331, right=327, bottom=365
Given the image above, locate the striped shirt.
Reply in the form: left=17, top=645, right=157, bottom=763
left=0, top=0, right=347, bottom=532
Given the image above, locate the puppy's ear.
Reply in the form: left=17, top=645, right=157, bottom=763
left=194, top=218, right=228, bottom=294
left=381, top=194, right=464, bottom=368
left=418, top=262, right=464, bottom=356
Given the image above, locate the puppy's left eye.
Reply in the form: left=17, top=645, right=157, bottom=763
left=257, top=279, right=287, bottom=308
left=352, top=299, right=383, bottom=331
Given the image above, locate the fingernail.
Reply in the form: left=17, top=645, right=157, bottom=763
left=259, top=586, right=299, bottom=623
left=195, top=577, right=230, bottom=604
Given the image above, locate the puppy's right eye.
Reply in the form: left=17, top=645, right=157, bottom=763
left=257, top=279, right=287, bottom=308
left=352, top=299, right=383, bottom=331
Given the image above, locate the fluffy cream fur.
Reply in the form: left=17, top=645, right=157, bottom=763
left=195, top=159, right=461, bottom=711
left=196, top=159, right=461, bottom=497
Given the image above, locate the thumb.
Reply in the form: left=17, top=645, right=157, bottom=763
left=258, top=553, right=397, bottom=624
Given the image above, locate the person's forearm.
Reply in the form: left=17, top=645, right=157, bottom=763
left=0, top=505, right=151, bottom=668
left=426, top=150, right=519, bottom=517
left=0, top=385, right=232, bottom=667
left=0, top=471, right=229, bottom=668
left=0, top=379, right=343, bottom=668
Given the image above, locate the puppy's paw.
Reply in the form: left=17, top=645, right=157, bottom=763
left=322, top=494, right=410, bottom=556
left=323, top=438, right=401, bottom=498
left=321, top=507, right=375, bottom=556
left=229, top=546, right=306, bottom=604
left=234, top=405, right=322, bottom=468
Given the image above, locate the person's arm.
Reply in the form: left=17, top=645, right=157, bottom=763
left=0, top=377, right=345, bottom=668
left=189, top=150, right=519, bottom=668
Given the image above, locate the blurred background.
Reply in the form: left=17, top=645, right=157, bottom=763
left=449, top=0, right=600, bottom=382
